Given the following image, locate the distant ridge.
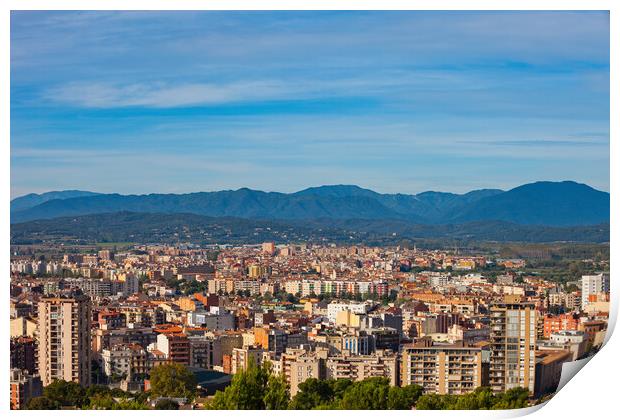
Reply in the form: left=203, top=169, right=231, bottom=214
left=10, top=181, right=609, bottom=227
left=10, top=190, right=100, bottom=213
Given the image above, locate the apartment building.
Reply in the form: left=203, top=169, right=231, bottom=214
left=342, top=330, right=373, bottom=355
left=489, top=296, right=536, bottom=394
left=188, top=335, right=215, bottom=369
left=276, top=347, right=328, bottom=396
left=581, top=273, right=610, bottom=310
left=542, top=313, right=580, bottom=338
left=401, top=340, right=486, bottom=395
left=326, top=349, right=398, bottom=386
left=10, top=336, right=37, bottom=374
left=156, top=333, right=190, bottom=365
left=37, top=294, right=92, bottom=386
left=231, top=346, right=264, bottom=374
left=327, top=301, right=371, bottom=323
left=101, top=343, right=148, bottom=381
left=10, top=369, right=42, bottom=409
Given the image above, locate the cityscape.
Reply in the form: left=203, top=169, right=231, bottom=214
left=9, top=236, right=610, bottom=409
left=9, top=10, right=610, bottom=412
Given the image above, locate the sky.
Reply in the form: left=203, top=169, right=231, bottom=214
left=10, top=11, right=610, bottom=198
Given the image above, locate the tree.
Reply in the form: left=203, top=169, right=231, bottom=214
left=85, top=384, right=111, bottom=397
left=209, top=360, right=270, bottom=409
left=209, top=360, right=289, bottom=410
left=86, top=393, right=150, bottom=410
left=289, top=378, right=335, bottom=409
left=263, top=375, right=290, bottom=409
left=491, top=387, right=529, bottom=410
left=450, top=387, right=495, bottom=410
left=414, top=387, right=530, bottom=410
left=154, top=399, right=180, bottom=410
left=288, top=378, right=354, bottom=409
left=329, top=378, right=353, bottom=400
left=415, top=393, right=451, bottom=410
left=149, top=363, right=197, bottom=399
left=338, top=377, right=391, bottom=409
left=387, top=384, right=423, bottom=409
left=43, top=380, right=87, bottom=407
left=27, top=396, right=60, bottom=410
left=119, top=399, right=151, bottom=410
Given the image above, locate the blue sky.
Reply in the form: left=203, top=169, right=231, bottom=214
left=10, top=11, right=610, bottom=198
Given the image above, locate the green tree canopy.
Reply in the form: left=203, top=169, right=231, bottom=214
left=42, top=380, right=87, bottom=407
left=149, top=363, right=197, bottom=400
left=289, top=378, right=336, bottom=409
left=415, top=387, right=530, bottom=410
left=491, top=387, right=530, bottom=410
left=387, top=384, right=424, bottom=409
left=209, top=360, right=289, bottom=410
left=27, top=396, right=60, bottom=410
left=338, top=377, right=391, bottom=410
left=263, top=375, right=290, bottom=409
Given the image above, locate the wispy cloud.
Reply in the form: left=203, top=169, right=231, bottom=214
left=44, top=81, right=295, bottom=108
left=42, top=70, right=472, bottom=109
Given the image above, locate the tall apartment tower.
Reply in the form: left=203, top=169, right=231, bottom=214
left=489, top=295, right=536, bottom=394
left=37, top=294, right=92, bottom=386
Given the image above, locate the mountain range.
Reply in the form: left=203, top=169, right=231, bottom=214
left=10, top=181, right=609, bottom=227
left=10, top=190, right=99, bottom=213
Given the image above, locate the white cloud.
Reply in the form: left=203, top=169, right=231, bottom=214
left=44, top=80, right=298, bottom=108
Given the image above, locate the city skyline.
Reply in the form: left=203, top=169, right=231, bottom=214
left=11, top=11, right=610, bottom=198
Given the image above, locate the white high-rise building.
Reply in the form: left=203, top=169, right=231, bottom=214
left=581, top=273, right=610, bottom=310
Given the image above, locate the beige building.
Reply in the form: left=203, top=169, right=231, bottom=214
left=326, top=350, right=398, bottom=386
left=489, top=296, right=536, bottom=394
left=401, top=341, right=486, bottom=395
left=231, top=346, right=264, bottom=374
left=37, top=295, right=92, bottom=386
left=272, top=342, right=396, bottom=396
left=335, top=310, right=361, bottom=328
left=10, top=316, right=37, bottom=338
left=275, top=347, right=328, bottom=396
left=289, top=351, right=325, bottom=396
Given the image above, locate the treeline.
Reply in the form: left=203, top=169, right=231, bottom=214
left=27, top=380, right=151, bottom=410
left=206, top=361, right=422, bottom=410
left=27, top=362, right=532, bottom=411
left=27, top=364, right=196, bottom=410
left=207, top=361, right=531, bottom=410
left=11, top=211, right=610, bottom=247
left=415, top=387, right=530, bottom=410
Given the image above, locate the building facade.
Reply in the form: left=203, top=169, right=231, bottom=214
left=37, top=294, right=92, bottom=386
left=489, top=297, right=536, bottom=394
left=401, top=342, right=486, bottom=395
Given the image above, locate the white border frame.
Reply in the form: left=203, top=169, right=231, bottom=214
left=2, top=2, right=616, bottom=420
